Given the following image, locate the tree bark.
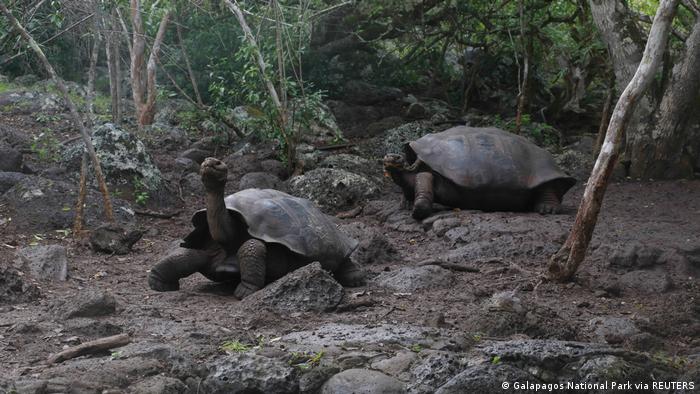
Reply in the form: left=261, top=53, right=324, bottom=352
left=105, top=10, right=121, bottom=124
left=0, top=1, right=114, bottom=224
left=547, top=0, right=679, bottom=282
left=628, top=14, right=700, bottom=178
left=175, top=20, right=203, bottom=106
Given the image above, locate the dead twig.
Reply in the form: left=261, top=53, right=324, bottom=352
left=134, top=209, right=182, bottom=219
left=336, top=206, right=363, bottom=219
left=46, top=333, right=131, bottom=364
left=335, top=299, right=377, bottom=312
left=418, top=259, right=480, bottom=272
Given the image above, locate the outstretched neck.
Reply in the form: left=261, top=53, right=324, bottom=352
left=205, top=188, right=236, bottom=247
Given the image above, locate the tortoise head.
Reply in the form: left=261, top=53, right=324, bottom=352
left=382, top=153, right=407, bottom=175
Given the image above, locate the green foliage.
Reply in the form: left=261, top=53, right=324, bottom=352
left=30, top=128, right=61, bottom=162
left=220, top=340, right=250, bottom=353
left=491, top=114, right=560, bottom=147
left=491, top=355, right=502, bottom=365
left=132, top=176, right=150, bottom=206
left=289, top=350, right=324, bottom=370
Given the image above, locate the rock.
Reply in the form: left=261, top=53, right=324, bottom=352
left=0, top=124, right=31, bottom=148
left=299, top=366, right=340, bottom=394
left=0, top=175, right=134, bottom=233
left=154, top=99, right=196, bottom=125
left=179, top=148, right=211, bottom=165
left=408, top=350, right=467, bottom=394
left=374, top=265, right=454, bottom=292
left=366, top=116, right=406, bottom=137
left=371, top=351, right=417, bottom=378
left=288, top=168, right=379, bottom=212
left=60, top=289, right=117, bottom=318
left=619, top=269, right=672, bottom=294
left=588, top=316, right=640, bottom=344
left=320, top=369, right=405, bottom=394
left=566, top=135, right=596, bottom=155
left=0, top=261, right=41, bottom=304
left=146, top=122, right=189, bottom=149
left=260, top=159, right=288, bottom=179
left=203, top=353, right=298, bottom=394
left=343, top=80, right=403, bottom=105
left=0, top=146, right=23, bottom=172
left=192, top=136, right=220, bottom=152
left=436, top=363, right=537, bottom=394
left=339, top=222, right=395, bottom=265
left=130, top=375, right=188, bottom=394
left=16, top=244, right=68, bottom=281
left=555, top=149, right=594, bottom=181
left=602, top=243, right=665, bottom=270
left=239, top=172, right=283, bottom=190
left=13, top=74, right=39, bottom=86
left=378, top=121, right=436, bottom=156
left=180, top=172, right=205, bottom=196
left=173, top=157, right=200, bottom=174
left=62, top=123, right=162, bottom=191
left=89, top=223, right=143, bottom=255
left=319, top=154, right=382, bottom=181
left=0, top=171, right=26, bottom=193
left=242, top=262, right=344, bottom=313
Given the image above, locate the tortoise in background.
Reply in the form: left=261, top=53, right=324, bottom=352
left=148, top=158, right=365, bottom=299
left=383, top=126, right=576, bottom=220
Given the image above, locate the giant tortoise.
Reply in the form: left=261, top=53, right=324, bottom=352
left=383, top=126, right=576, bottom=220
left=148, top=158, right=365, bottom=299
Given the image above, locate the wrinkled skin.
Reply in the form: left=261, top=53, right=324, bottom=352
left=148, top=158, right=365, bottom=299
left=383, top=153, right=565, bottom=220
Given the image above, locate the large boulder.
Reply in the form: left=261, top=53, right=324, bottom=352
left=63, top=123, right=162, bottom=191
left=287, top=168, right=379, bottom=212
left=320, top=369, right=405, bottom=394
left=16, top=244, right=69, bottom=281
left=342, top=80, right=403, bottom=105
left=203, top=353, right=298, bottom=394
left=374, top=265, right=455, bottom=292
left=0, top=146, right=23, bottom=172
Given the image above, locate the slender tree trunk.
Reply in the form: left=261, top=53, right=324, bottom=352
left=86, top=13, right=101, bottom=119
left=594, top=71, right=615, bottom=156
left=105, top=10, right=121, bottom=124
left=515, top=0, right=530, bottom=134
left=547, top=0, right=679, bottom=282
left=140, top=10, right=171, bottom=126
left=0, top=2, right=114, bottom=224
left=175, top=20, right=203, bottom=106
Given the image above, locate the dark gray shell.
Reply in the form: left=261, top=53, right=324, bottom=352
left=185, top=189, right=358, bottom=262
left=408, top=126, right=576, bottom=199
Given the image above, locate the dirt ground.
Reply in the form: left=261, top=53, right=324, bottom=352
left=1, top=108, right=699, bottom=392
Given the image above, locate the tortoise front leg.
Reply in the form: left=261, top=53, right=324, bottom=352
left=149, top=247, right=211, bottom=291
left=334, top=260, right=366, bottom=287
left=534, top=186, right=562, bottom=214
left=201, top=158, right=237, bottom=246
left=412, top=172, right=434, bottom=220
left=234, top=239, right=267, bottom=299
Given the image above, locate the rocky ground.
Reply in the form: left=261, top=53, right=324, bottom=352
left=0, top=78, right=698, bottom=393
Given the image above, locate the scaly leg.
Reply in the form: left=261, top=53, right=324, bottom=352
left=334, top=260, right=366, bottom=287
left=148, top=247, right=211, bottom=291
left=534, top=186, right=562, bottom=214
left=234, top=239, right=267, bottom=299
left=412, top=172, right=434, bottom=220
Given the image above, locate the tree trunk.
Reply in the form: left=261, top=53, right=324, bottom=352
left=105, top=10, right=121, bottom=124
left=547, top=0, right=679, bottom=282
left=0, top=2, right=114, bottom=223
left=175, top=20, right=203, bottom=106
left=628, top=14, right=700, bottom=178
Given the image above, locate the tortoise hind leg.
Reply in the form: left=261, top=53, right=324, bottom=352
left=234, top=239, right=267, bottom=299
left=334, top=260, right=365, bottom=287
left=412, top=172, right=434, bottom=220
left=534, top=186, right=562, bottom=214
left=149, top=247, right=211, bottom=292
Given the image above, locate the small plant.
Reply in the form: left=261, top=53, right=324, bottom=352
left=410, top=344, right=424, bottom=353
left=220, top=340, right=250, bottom=353
left=110, top=351, right=123, bottom=360
left=289, top=350, right=324, bottom=370
left=35, top=113, right=61, bottom=123
left=133, top=176, right=150, bottom=206
left=30, top=128, right=61, bottom=162
left=491, top=355, right=502, bottom=365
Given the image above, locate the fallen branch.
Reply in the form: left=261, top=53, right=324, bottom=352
left=134, top=208, right=182, bottom=219
left=335, top=299, right=377, bottom=312
left=417, top=259, right=480, bottom=272
left=46, top=333, right=131, bottom=364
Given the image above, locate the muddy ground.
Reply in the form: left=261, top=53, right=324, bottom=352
left=0, top=89, right=699, bottom=393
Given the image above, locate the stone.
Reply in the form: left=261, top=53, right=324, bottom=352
left=320, top=369, right=405, bottom=394
left=130, top=375, right=188, bottom=394
left=603, top=242, right=665, bottom=270
left=13, top=74, right=39, bottom=85
left=60, top=289, right=117, bottom=318
left=555, top=149, right=594, bottom=181
left=343, top=80, right=403, bottom=105
left=242, top=262, right=344, bottom=313
left=318, top=154, right=381, bottom=181
left=371, top=351, right=417, bottom=378
left=180, top=172, right=205, bottom=196
left=374, top=265, right=454, bottom=292
left=339, top=222, right=396, bottom=265
left=0, top=146, right=23, bottom=172
left=154, top=99, right=196, bottom=125
left=436, top=363, right=537, bottom=394
left=408, top=350, right=467, bottom=393
left=0, top=261, right=41, bottom=304
left=0, top=171, right=27, bottom=194
left=619, top=269, right=672, bottom=294
left=16, top=244, right=68, bottom=281
left=89, top=223, right=143, bottom=255
left=588, top=316, right=640, bottom=344
left=62, top=123, right=162, bottom=191
left=288, top=168, right=379, bottom=212
left=238, top=172, right=283, bottom=190
left=203, top=353, right=298, bottom=394
left=173, top=157, right=200, bottom=174
left=146, top=122, right=189, bottom=149
left=179, top=148, right=211, bottom=165
left=260, top=159, right=288, bottom=179
left=299, top=366, right=340, bottom=394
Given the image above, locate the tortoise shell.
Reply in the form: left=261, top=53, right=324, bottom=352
left=182, top=189, right=358, bottom=264
left=407, top=126, right=576, bottom=199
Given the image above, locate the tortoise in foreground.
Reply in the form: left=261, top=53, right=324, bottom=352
left=148, top=158, right=365, bottom=299
left=383, top=126, right=576, bottom=220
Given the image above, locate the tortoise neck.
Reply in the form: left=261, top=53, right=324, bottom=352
left=205, top=189, right=237, bottom=246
